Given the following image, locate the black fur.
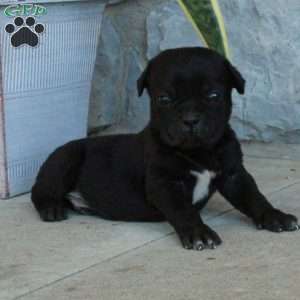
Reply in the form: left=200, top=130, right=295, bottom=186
left=32, top=47, right=299, bottom=250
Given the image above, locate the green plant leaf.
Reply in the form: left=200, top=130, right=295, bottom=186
left=178, top=0, right=227, bottom=57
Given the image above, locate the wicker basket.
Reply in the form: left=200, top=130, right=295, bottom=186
left=0, top=0, right=106, bottom=198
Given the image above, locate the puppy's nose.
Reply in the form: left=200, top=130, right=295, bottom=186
left=183, top=117, right=200, bottom=128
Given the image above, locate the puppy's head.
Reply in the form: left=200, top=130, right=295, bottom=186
left=137, top=47, right=245, bottom=150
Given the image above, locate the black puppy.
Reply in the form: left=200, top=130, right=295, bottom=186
left=32, top=47, right=299, bottom=250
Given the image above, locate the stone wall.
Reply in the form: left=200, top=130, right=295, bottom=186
left=219, top=0, right=300, bottom=143
left=89, top=0, right=300, bottom=143
left=88, top=0, right=203, bottom=135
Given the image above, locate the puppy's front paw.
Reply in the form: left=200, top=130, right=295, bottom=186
left=257, top=209, right=299, bottom=232
left=179, top=224, right=222, bottom=251
left=38, top=207, right=68, bottom=222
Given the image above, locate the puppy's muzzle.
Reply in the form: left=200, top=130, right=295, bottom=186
left=183, top=117, right=200, bottom=131
left=182, top=112, right=205, bottom=135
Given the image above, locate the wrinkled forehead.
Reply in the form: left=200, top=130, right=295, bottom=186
left=149, top=55, right=228, bottom=95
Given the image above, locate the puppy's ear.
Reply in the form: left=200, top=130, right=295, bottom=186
left=227, top=62, right=245, bottom=95
left=137, top=63, right=150, bottom=97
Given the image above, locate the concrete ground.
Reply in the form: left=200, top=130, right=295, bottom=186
left=1, top=143, right=300, bottom=300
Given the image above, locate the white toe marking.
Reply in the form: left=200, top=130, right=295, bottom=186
left=190, top=170, right=216, bottom=204
left=66, top=191, right=89, bottom=209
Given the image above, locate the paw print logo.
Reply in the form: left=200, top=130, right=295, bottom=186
left=5, top=16, right=45, bottom=47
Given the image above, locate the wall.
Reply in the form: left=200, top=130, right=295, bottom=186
left=88, top=0, right=204, bottom=135
left=219, top=0, right=300, bottom=143
left=89, top=0, right=300, bottom=143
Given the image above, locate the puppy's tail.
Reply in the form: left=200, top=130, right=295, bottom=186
left=31, top=139, right=86, bottom=221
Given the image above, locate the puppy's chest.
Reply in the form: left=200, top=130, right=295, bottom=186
left=189, top=169, right=216, bottom=204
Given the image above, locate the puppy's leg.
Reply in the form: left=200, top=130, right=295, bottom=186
left=31, top=140, right=85, bottom=222
left=217, top=165, right=299, bottom=232
left=147, top=173, right=222, bottom=250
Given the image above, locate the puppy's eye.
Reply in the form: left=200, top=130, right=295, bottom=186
left=207, top=91, right=220, bottom=100
left=157, top=95, right=173, bottom=105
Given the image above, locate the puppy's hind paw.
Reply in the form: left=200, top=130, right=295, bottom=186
left=39, top=207, right=68, bottom=222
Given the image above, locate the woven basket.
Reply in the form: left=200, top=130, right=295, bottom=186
left=0, top=0, right=105, bottom=198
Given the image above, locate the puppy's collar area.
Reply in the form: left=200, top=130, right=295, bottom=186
left=175, top=151, right=221, bottom=176
left=175, top=151, right=200, bottom=167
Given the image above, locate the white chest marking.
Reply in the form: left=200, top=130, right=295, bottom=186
left=190, top=170, right=216, bottom=204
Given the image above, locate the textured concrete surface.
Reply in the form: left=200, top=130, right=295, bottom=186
left=1, top=143, right=300, bottom=300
